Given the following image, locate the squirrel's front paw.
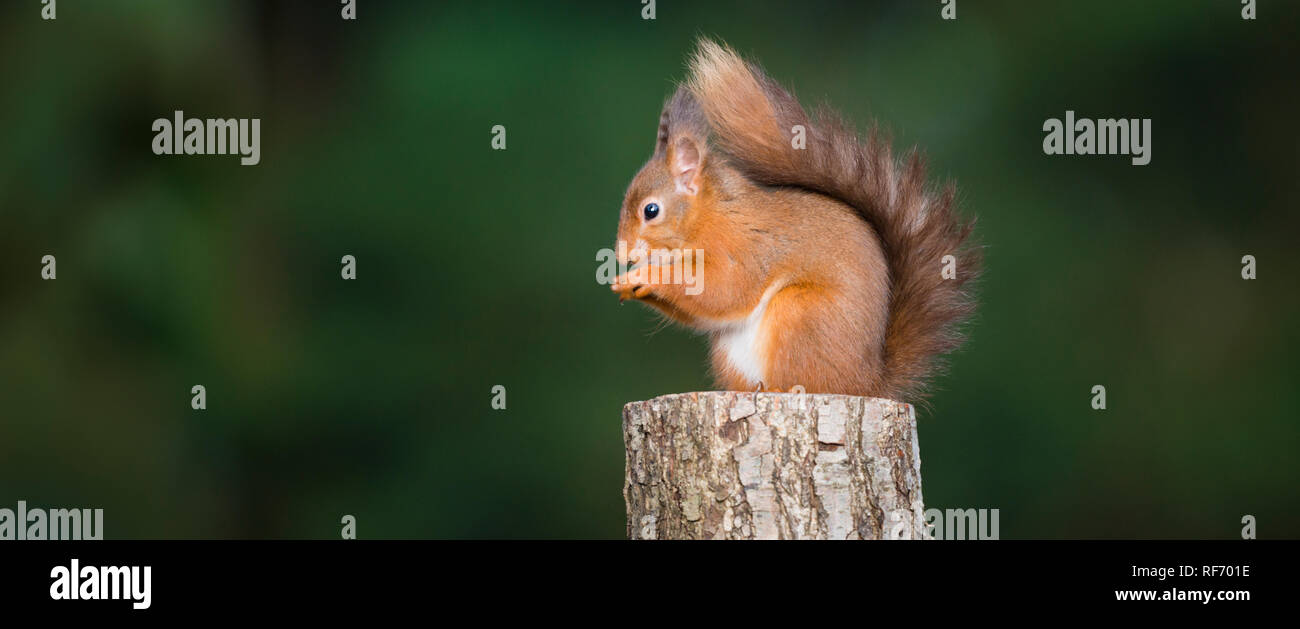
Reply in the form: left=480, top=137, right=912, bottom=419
left=612, top=266, right=662, bottom=302
left=611, top=281, right=653, bottom=302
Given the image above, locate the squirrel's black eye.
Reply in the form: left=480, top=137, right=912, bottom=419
left=643, top=202, right=661, bottom=220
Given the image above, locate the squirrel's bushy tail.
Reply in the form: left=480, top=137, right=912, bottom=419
left=685, top=39, right=980, bottom=402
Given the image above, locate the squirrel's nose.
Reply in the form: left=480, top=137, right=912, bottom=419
left=615, top=239, right=646, bottom=266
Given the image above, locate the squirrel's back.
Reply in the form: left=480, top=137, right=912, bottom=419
left=685, top=40, right=980, bottom=402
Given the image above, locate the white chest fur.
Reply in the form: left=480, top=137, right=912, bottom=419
left=714, top=284, right=781, bottom=385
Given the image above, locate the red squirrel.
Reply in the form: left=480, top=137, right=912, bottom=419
left=611, top=39, right=979, bottom=402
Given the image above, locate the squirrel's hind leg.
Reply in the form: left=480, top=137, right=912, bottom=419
left=758, top=285, right=880, bottom=396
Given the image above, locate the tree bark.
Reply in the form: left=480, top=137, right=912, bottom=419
left=622, top=391, right=926, bottom=540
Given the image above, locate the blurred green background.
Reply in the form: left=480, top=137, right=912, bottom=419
left=0, top=0, right=1296, bottom=539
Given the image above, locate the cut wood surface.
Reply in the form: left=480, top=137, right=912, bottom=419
left=623, top=391, right=926, bottom=540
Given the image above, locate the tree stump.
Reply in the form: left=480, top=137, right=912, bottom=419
left=622, top=391, right=926, bottom=540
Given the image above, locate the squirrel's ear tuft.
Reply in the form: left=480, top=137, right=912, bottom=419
left=668, top=135, right=704, bottom=196
left=657, top=88, right=709, bottom=196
